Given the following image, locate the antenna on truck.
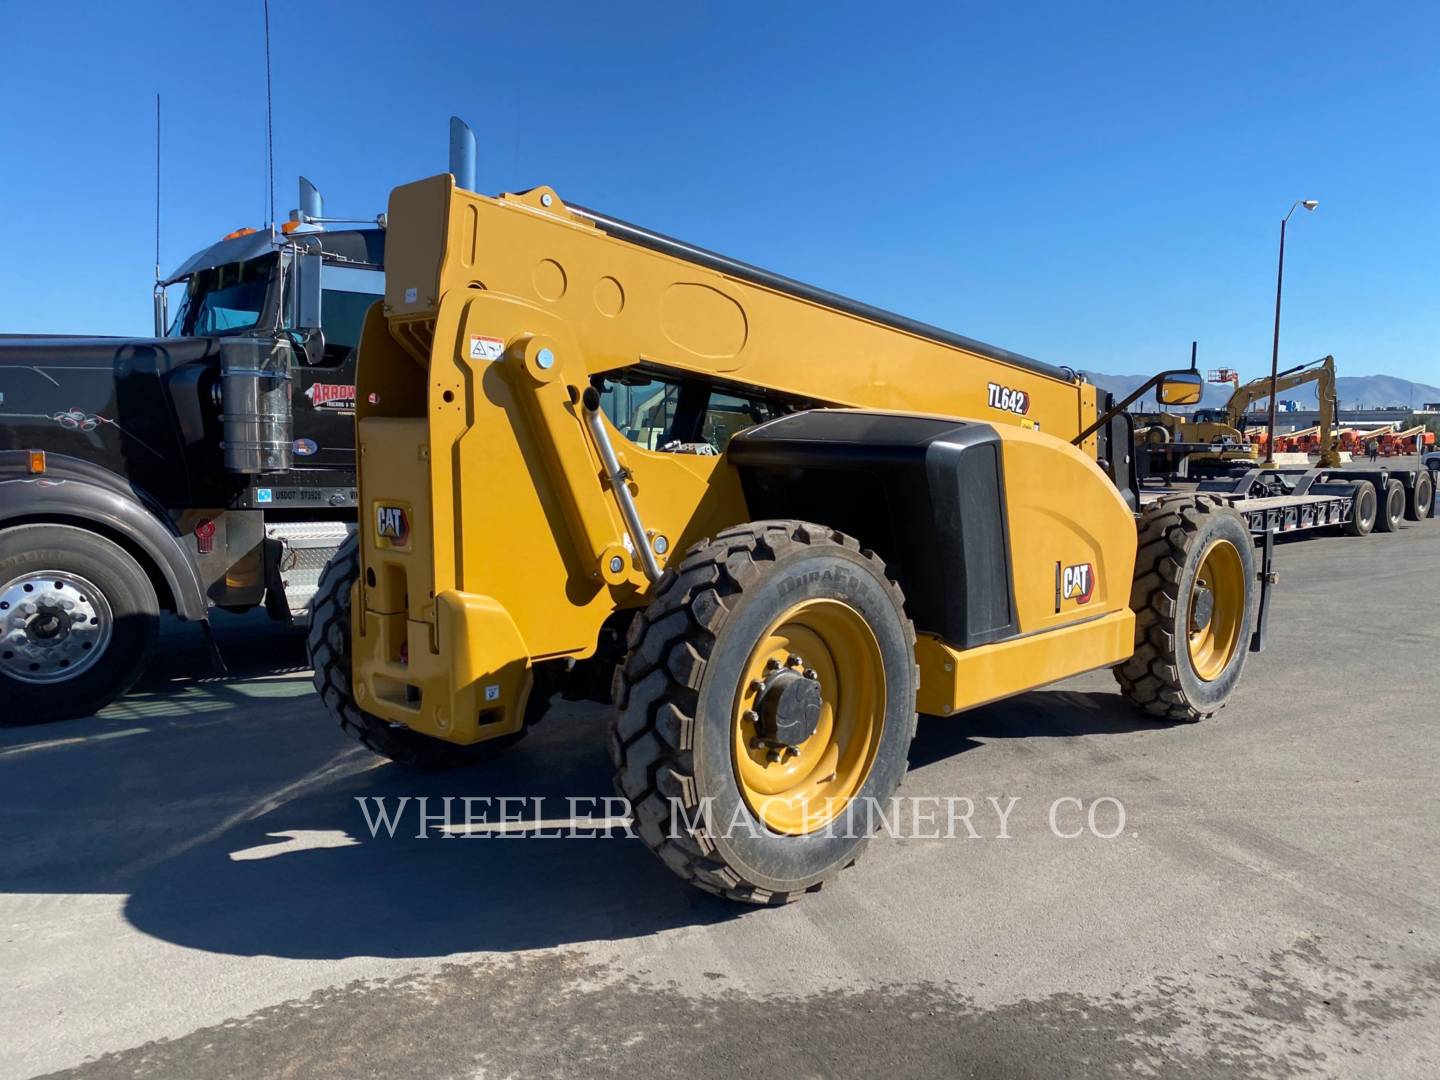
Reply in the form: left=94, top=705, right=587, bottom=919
left=262, top=0, right=277, bottom=232
left=154, top=93, right=162, bottom=285
left=152, top=93, right=167, bottom=337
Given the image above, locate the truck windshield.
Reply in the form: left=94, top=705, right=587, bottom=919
left=168, top=255, right=277, bottom=336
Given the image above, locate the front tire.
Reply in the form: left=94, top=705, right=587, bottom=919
left=0, top=524, right=159, bottom=723
left=1115, top=496, right=1256, bottom=723
left=306, top=533, right=526, bottom=767
left=612, top=521, right=917, bottom=905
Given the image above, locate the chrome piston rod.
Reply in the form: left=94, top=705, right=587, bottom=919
left=581, top=387, right=663, bottom=582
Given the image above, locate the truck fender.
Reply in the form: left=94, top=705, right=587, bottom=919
left=0, top=456, right=208, bottom=621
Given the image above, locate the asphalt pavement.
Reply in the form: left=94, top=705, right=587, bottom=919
left=1, top=489, right=1436, bottom=1078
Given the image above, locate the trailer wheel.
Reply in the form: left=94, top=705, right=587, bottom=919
left=1406, top=470, right=1434, bottom=521
left=1115, top=496, right=1256, bottom=723
left=1375, top=478, right=1404, bottom=532
left=307, top=533, right=526, bottom=768
left=0, top=524, right=159, bottom=723
left=1343, top=481, right=1377, bottom=537
left=612, top=521, right=917, bottom=904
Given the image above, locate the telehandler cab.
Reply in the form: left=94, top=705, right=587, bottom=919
left=309, top=172, right=1261, bottom=904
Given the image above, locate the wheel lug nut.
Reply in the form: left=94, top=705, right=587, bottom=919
left=786, top=655, right=802, bottom=668
left=803, top=668, right=818, bottom=681
left=748, top=679, right=765, bottom=695
left=765, top=658, right=781, bottom=671
left=742, top=709, right=759, bottom=725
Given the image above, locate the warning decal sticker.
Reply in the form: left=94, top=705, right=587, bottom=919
left=468, top=335, right=505, bottom=362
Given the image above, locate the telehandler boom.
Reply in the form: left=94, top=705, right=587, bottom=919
left=310, top=173, right=1262, bottom=903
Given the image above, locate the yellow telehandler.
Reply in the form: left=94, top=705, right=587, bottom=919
left=309, top=170, right=1266, bottom=904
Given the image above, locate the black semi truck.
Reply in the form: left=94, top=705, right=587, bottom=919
left=0, top=184, right=383, bottom=720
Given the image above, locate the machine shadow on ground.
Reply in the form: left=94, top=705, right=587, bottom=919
left=0, top=613, right=1180, bottom=962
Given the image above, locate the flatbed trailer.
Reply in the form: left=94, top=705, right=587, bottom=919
left=1165, top=465, right=1436, bottom=537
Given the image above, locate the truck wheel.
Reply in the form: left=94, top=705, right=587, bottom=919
left=612, top=521, right=917, bottom=904
left=1115, top=496, right=1256, bottom=723
left=1375, top=479, right=1404, bottom=532
left=0, top=524, right=159, bottom=723
left=1407, top=470, right=1435, bottom=521
left=306, top=533, right=525, bottom=767
left=1343, top=481, right=1377, bottom=537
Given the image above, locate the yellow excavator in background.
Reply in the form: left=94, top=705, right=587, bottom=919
left=1142, top=356, right=1341, bottom=474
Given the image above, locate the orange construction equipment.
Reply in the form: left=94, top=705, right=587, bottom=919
left=1380, top=425, right=1431, bottom=456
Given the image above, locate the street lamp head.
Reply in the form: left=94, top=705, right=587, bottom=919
left=1302, top=200, right=1319, bottom=211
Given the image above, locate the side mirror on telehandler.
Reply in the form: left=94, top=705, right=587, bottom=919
left=1157, top=370, right=1204, bottom=406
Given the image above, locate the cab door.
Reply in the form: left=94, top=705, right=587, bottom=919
left=292, top=264, right=385, bottom=473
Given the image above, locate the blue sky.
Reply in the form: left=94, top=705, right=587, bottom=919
left=1, top=1, right=1435, bottom=384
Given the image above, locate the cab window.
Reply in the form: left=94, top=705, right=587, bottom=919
left=169, top=255, right=277, bottom=336
left=595, top=371, right=798, bottom=453
left=597, top=378, right=682, bottom=450
left=702, top=391, right=786, bottom=451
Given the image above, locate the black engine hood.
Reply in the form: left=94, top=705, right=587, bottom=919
left=0, top=334, right=223, bottom=369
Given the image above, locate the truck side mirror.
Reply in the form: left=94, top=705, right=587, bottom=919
left=1156, top=370, right=1204, bottom=406
left=293, top=252, right=324, bottom=333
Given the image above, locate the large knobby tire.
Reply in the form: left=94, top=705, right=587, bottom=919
left=0, top=524, right=159, bottom=723
left=1115, top=496, right=1257, bottom=723
left=1404, top=470, right=1434, bottom=522
left=306, top=533, right=525, bottom=767
left=611, top=521, right=917, bottom=905
left=1374, top=478, right=1404, bottom=533
left=1343, top=481, right=1377, bottom=537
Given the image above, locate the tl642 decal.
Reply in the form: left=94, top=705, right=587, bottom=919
left=987, top=382, right=1030, bottom=416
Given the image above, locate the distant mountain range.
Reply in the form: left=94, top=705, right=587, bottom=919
left=1081, top=372, right=1440, bottom=413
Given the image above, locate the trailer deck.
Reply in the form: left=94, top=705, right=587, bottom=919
left=1142, top=462, right=1435, bottom=538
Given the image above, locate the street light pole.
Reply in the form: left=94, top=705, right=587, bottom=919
left=1265, top=199, right=1318, bottom=463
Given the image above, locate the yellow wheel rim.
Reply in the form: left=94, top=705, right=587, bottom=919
left=732, top=598, right=885, bottom=835
left=1186, top=538, right=1246, bottom=682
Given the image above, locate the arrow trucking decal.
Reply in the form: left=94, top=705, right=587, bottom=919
left=305, top=382, right=356, bottom=410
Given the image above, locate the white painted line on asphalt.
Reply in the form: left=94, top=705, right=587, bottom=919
left=0, top=727, right=150, bottom=757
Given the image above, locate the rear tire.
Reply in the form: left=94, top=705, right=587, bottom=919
left=0, top=524, right=159, bottom=723
left=1115, top=496, right=1256, bottom=723
left=1343, top=481, right=1377, bottom=537
left=612, top=521, right=917, bottom=904
left=306, top=533, right=526, bottom=767
left=1375, top=478, right=1404, bottom=532
left=1404, top=471, right=1433, bottom=522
